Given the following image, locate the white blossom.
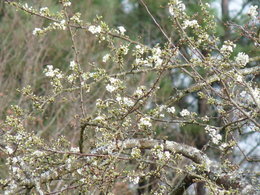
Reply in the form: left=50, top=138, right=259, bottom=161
left=106, top=77, right=121, bottom=93
left=251, top=87, right=260, bottom=105
left=179, top=3, right=186, bottom=11
left=60, top=20, right=66, bottom=27
left=44, top=65, right=55, bottom=77
left=6, top=146, right=13, bottom=154
left=88, top=25, right=102, bottom=34
left=220, top=41, right=236, bottom=55
left=139, top=117, right=152, bottom=128
left=108, top=77, right=117, bottom=84
left=39, top=7, right=48, bottom=13
left=106, top=84, right=117, bottom=93
left=52, top=20, right=67, bottom=30
left=248, top=5, right=258, bottom=19
left=151, top=47, right=163, bottom=67
left=102, top=54, right=110, bottom=63
left=183, top=20, right=199, bottom=29
left=235, top=52, right=249, bottom=66
left=134, top=86, right=146, bottom=97
left=23, top=3, right=33, bottom=11
left=63, top=1, right=72, bottom=7
left=180, top=109, right=190, bottom=117
left=239, top=89, right=259, bottom=106
left=167, top=106, right=176, bottom=114
left=66, top=158, right=73, bottom=170
left=205, top=125, right=222, bottom=145
left=67, top=74, right=75, bottom=83
left=32, top=28, right=42, bottom=35
left=240, top=91, right=247, bottom=98
left=122, top=97, right=134, bottom=107
left=135, top=45, right=145, bottom=54
left=205, top=3, right=210, bottom=8
left=129, top=176, right=140, bottom=185
left=153, top=47, right=162, bottom=56
left=169, top=6, right=175, bottom=16
left=70, top=13, right=82, bottom=23
left=164, top=151, right=171, bottom=159
left=220, top=143, right=228, bottom=150
left=212, top=134, right=222, bottom=145
left=236, top=75, right=243, bottom=82
left=135, top=45, right=141, bottom=49
left=155, top=57, right=163, bottom=67
left=12, top=166, right=19, bottom=174
left=159, top=105, right=166, bottom=112
left=77, top=168, right=83, bottom=175
left=56, top=72, right=63, bottom=79
left=119, top=45, right=129, bottom=55
left=44, top=65, right=63, bottom=78
left=118, top=26, right=126, bottom=34
left=169, top=5, right=174, bottom=16
left=169, top=1, right=186, bottom=17
left=69, top=60, right=77, bottom=69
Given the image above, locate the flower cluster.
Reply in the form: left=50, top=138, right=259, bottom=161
left=44, top=65, right=64, bottom=91
left=135, top=45, right=145, bottom=54
left=117, top=26, right=126, bottom=35
left=183, top=20, right=199, bottom=29
left=134, top=86, right=146, bottom=98
left=39, top=7, right=50, bottom=15
left=106, top=77, right=122, bottom=93
left=88, top=25, right=102, bottom=34
left=251, top=87, right=260, bottom=105
left=32, top=28, right=43, bottom=35
left=129, top=176, right=140, bottom=185
left=138, top=116, right=152, bottom=129
left=235, top=74, right=243, bottom=82
left=152, top=144, right=171, bottom=161
left=44, top=65, right=63, bottom=79
left=63, top=1, right=71, bottom=7
left=247, top=5, right=258, bottom=19
left=151, top=47, right=163, bottom=67
left=70, top=13, right=82, bottom=24
left=118, top=44, right=129, bottom=56
left=205, top=125, right=222, bottom=145
left=134, top=57, right=151, bottom=67
left=102, top=54, right=110, bottom=63
left=220, top=41, right=236, bottom=56
left=167, top=106, right=176, bottom=114
left=53, top=20, right=67, bottom=30
left=23, top=3, right=33, bottom=11
left=239, top=87, right=260, bottom=107
left=169, top=0, right=186, bottom=17
left=116, top=96, right=135, bottom=107
left=69, top=60, right=77, bottom=70
left=133, top=45, right=168, bottom=68
left=180, top=109, right=190, bottom=117
left=235, top=52, right=249, bottom=67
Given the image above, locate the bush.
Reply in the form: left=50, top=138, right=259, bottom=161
left=1, top=0, right=259, bottom=194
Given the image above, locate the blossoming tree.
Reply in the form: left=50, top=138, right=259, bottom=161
left=1, top=0, right=259, bottom=194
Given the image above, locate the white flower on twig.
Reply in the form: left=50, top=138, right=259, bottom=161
left=88, top=25, right=102, bottom=34
left=248, top=5, right=258, bottom=19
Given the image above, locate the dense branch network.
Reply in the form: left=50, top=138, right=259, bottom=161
left=1, top=0, right=259, bottom=194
